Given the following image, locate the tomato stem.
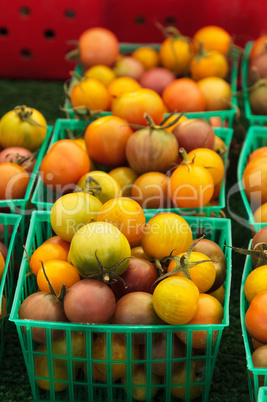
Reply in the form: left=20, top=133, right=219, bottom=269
left=160, top=111, right=185, bottom=130
left=14, top=105, right=46, bottom=128
left=179, top=147, right=192, bottom=164
left=228, top=243, right=267, bottom=267
left=84, top=250, right=132, bottom=286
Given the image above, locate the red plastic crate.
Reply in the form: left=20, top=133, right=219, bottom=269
left=0, top=0, right=267, bottom=80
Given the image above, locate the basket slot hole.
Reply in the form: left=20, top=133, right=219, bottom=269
left=165, top=16, right=177, bottom=25
left=64, top=8, right=76, bottom=19
left=44, top=29, right=55, bottom=40
left=135, top=15, right=146, bottom=25
left=19, top=6, right=31, bottom=16
left=20, top=48, right=32, bottom=59
left=0, top=27, right=9, bottom=36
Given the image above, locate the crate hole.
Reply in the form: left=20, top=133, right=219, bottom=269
left=44, top=29, right=55, bottom=40
left=165, top=16, right=177, bottom=25
left=135, top=15, right=146, bottom=25
left=0, top=27, right=8, bottom=36
left=20, top=6, right=31, bottom=16
left=64, top=8, right=76, bottom=19
left=20, top=48, right=32, bottom=59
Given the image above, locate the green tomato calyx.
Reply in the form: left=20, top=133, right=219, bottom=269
left=83, top=250, right=132, bottom=285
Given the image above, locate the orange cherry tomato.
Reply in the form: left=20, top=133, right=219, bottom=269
left=107, top=77, right=141, bottom=108
left=193, top=25, right=232, bottom=55
left=141, top=212, right=193, bottom=260
left=249, top=35, right=267, bottom=61
left=131, top=172, right=169, bottom=209
left=30, top=243, right=69, bottom=275
left=84, top=115, right=133, bottom=168
left=176, top=293, right=224, bottom=349
left=169, top=160, right=214, bottom=209
left=0, top=163, right=29, bottom=200
left=167, top=251, right=216, bottom=293
left=97, top=197, right=145, bottom=247
left=37, top=259, right=81, bottom=294
left=40, top=140, right=90, bottom=190
left=111, top=88, right=165, bottom=126
left=78, top=27, right=119, bottom=68
left=70, top=77, right=110, bottom=111
left=243, top=156, right=267, bottom=207
left=247, top=147, right=267, bottom=164
left=245, top=290, right=267, bottom=343
left=187, top=148, right=224, bottom=188
left=162, top=78, right=206, bottom=113
left=84, top=65, right=116, bottom=86
left=132, top=46, right=160, bottom=70
left=190, top=49, right=229, bottom=81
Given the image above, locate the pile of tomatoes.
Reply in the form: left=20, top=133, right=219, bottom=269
left=39, top=114, right=227, bottom=211
left=19, top=206, right=227, bottom=398
left=66, top=25, right=234, bottom=116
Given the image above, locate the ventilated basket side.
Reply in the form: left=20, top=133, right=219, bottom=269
left=0, top=214, right=21, bottom=362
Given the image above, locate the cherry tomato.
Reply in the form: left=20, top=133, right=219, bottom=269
left=37, top=259, right=81, bottom=294
left=40, top=139, right=90, bottom=191
left=111, top=88, right=165, bottom=126
left=141, top=213, right=193, bottom=260
left=97, top=197, right=146, bottom=247
left=0, top=105, right=47, bottom=151
left=84, top=115, right=133, bottom=167
left=29, top=243, right=68, bottom=275
left=0, top=163, right=29, bottom=200
left=177, top=293, right=224, bottom=349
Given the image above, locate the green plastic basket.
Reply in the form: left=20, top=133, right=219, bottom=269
left=0, top=126, right=53, bottom=249
left=65, top=43, right=239, bottom=127
left=31, top=118, right=233, bottom=217
left=10, top=210, right=232, bottom=402
left=241, top=42, right=267, bottom=126
left=237, top=125, right=267, bottom=232
left=240, top=240, right=267, bottom=402
left=0, top=213, right=21, bottom=363
left=258, top=387, right=267, bottom=402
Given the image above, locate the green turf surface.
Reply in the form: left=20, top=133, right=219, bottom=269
left=0, top=80, right=252, bottom=401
